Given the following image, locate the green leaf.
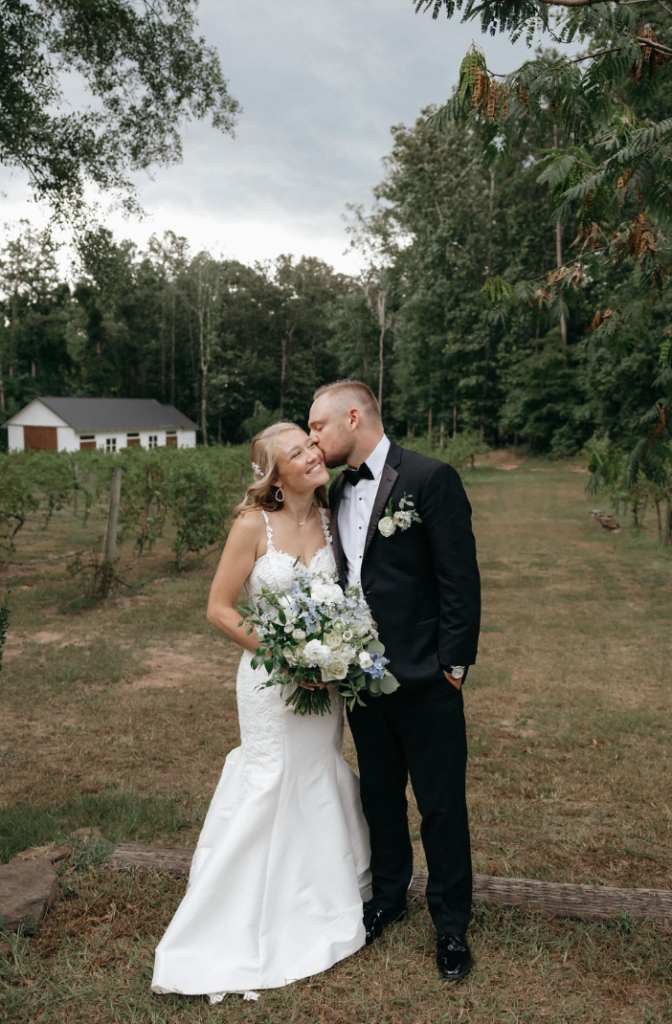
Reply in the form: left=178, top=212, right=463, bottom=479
left=379, top=673, right=400, bottom=694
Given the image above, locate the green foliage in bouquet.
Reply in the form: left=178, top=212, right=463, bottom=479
left=240, top=572, right=399, bottom=716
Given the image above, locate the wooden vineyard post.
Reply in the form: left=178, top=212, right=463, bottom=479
left=103, top=467, right=122, bottom=565
left=72, top=461, right=79, bottom=517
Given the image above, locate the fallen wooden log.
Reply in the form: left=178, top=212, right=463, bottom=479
left=110, top=843, right=194, bottom=876
left=437, top=874, right=672, bottom=923
left=109, top=843, right=672, bottom=923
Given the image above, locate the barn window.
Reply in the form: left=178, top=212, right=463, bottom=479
left=148, top=435, right=158, bottom=448
left=106, top=437, right=117, bottom=453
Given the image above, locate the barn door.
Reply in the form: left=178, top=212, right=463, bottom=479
left=24, top=426, right=58, bottom=451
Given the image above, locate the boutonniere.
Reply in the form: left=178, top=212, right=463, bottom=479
left=378, top=493, right=422, bottom=537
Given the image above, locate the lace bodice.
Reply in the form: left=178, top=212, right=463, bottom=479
left=245, top=507, right=336, bottom=596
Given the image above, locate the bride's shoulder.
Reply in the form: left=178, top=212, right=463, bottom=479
left=230, top=508, right=267, bottom=541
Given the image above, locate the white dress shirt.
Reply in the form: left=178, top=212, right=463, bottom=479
left=338, top=433, right=390, bottom=588
left=337, top=433, right=464, bottom=679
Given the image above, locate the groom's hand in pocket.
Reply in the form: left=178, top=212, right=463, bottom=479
left=443, top=670, right=462, bottom=691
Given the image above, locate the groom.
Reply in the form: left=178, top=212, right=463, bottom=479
left=308, top=379, right=481, bottom=982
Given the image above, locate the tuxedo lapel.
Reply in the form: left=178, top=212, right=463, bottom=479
left=328, top=472, right=348, bottom=585
left=363, top=443, right=403, bottom=557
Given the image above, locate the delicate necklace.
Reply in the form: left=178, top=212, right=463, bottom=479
left=278, top=506, right=315, bottom=527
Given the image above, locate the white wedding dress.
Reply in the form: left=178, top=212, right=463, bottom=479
left=152, top=508, right=371, bottom=1001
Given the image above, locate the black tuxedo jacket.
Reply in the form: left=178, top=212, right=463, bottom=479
left=329, top=442, right=481, bottom=693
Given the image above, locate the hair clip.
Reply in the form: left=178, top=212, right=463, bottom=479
left=252, top=461, right=262, bottom=478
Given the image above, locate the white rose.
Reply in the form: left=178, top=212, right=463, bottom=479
left=338, top=644, right=357, bottom=665
left=353, top=615, right=374, bottom=638
left=341, top=629, right=354, bottom=642
left=323, top=631, right=343, bottom=650
left=358, top=651, right=374, bottom=669
left=378, top=516, right=397, bottom=538
left=310, top=581, right=343, bottom=605
left=303, top=638, right=333, bottom=668
left=321, top=656, right=349, bottom=682
left=283, top=623, right=295, bottom=634
left=292, top=628, right=306, bottom=641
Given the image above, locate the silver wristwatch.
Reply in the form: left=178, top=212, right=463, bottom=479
left=449, top=666, right=465, bottom=679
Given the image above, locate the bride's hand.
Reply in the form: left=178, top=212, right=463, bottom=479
left=299, top=678, right=328, bottom=691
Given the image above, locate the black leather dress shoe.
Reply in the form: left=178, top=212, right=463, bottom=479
left=436, top=933, right=473, bottom=981
left=363, top=900, right=407, bottom=945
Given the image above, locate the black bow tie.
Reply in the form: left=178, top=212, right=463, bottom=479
left=343, top=462, right=374, bottom=487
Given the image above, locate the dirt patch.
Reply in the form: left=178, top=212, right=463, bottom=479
left=128, top=642, right=235, bottom=691
left=473, top=448, right=526, bottom=469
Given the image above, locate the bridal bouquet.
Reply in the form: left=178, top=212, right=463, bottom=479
left=240, top=570, right=399, bottom=715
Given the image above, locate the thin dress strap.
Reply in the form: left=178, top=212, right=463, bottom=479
left=260, top=509, right=274, bottom=549
left=318, top=507, right=331, bottom=544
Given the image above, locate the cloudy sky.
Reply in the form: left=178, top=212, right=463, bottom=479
left=1, top=0, right=558, bottom=273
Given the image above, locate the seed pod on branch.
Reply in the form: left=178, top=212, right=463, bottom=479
left=546, top=264, right=584, bottom=290
left=485, top=79, right=500, bottom=121
left=616, top=167, right=632, bottom=204
left=471, top=68, right=489, bottom=107
left=573, top=223, right=602, bottom=255
left=626, top=212, right=659, bottom=261
left=651, top=264, right=667, bottom=290
left=631, top=24, right=670, bottom=82
left=588, top=308, right=612, bottom=331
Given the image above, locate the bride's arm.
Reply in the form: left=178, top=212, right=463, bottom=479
left=207, top=512, right=265, bottom=653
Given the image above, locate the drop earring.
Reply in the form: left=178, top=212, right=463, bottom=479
left=275, top=486, right=284, bottom=503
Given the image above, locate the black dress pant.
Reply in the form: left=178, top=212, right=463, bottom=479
left=347, top=676, right=472, bottom=936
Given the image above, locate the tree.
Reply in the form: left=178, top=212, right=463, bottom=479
left=186, top=252, right=224, bottom=445
left=272, top=255, right=347, bottom=420
left=148, top=232, right=190, bottom=405
left=418, top=0, right=671, bottom=480
left=0, top=220, right=67, bottom=414
left=0, top=0, right=239, bottom=219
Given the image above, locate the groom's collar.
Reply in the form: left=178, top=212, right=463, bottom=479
left=385, top=440, right=403, bottom=470
left=352, top=433, right=391, bottom=481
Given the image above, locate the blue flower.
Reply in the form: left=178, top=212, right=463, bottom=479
left=363, top=653, right=389, bottom=680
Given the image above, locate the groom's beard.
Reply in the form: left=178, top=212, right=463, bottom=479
left=320, top=440, right=354, bottom=470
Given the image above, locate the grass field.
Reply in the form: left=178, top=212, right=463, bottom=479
left=1, top=452, right=671, bottom=1023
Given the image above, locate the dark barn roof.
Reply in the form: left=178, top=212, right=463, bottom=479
left=35, top=397, right=198, bottom=433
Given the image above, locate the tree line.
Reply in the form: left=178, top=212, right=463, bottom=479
left=0, top=0, right=670, bottom=486
left=0, top=98, right=666, bottom=459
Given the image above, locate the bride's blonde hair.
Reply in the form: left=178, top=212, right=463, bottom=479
left=234, top=421, right=328, bottom=516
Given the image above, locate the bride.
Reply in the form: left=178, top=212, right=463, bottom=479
left=152, top=422, right=372, bottom=1002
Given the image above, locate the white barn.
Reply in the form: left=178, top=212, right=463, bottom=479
left=2, top=397, right=198, bottom=452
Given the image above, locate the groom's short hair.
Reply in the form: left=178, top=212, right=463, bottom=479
left=313, top=380, right=382, bottom=423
